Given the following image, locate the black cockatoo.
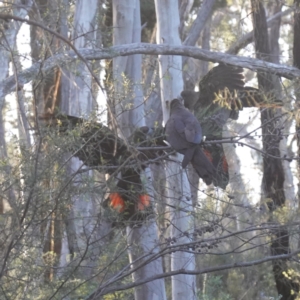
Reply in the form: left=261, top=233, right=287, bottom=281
left=180, top=63, right=282, bottom=188
left=165, top=98, right=216, bottom=185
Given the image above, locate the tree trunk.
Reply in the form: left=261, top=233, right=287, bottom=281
left=269, top=2, right=295, bottom=208
left=63, top=0, right=103, bottom=280
left=294, top=1, right=300, bottom=203
left=113, top=1, right=166, bottom=299
left=113, top=0, right=145, bottom=138
left=0, top=0, right=32, bottom=279
left=0, top=0, right=30, bottom=214
left=29, top=0, right=66, bottom=281
left=154, top=0, right=196, bottom=299
left=251, top=1, right=299, bottom=298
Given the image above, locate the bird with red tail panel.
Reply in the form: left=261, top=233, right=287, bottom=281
left=180, top=64, right=282, bottom=188
left=165, top=98, right=216, bottom=185
left=106, top=168, right=151, bottom=222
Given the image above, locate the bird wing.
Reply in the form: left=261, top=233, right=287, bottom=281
left=165, top=117, right=186, bottom=152
left=197, top=63, right=245, bottom=108
left=166, top=107, right=202, bottom=152
left=184, top=118, right=202, bottom=144
left=172, top=111, right=202, bottom=168
left=170, top=106, right=202, bottom=144
left=173, top=115, right=185, bottom=135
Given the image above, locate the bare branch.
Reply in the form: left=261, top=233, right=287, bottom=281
left=0, top=43, right=299, bottom=103
left=227, top=8, right=293, bottom=55
left=88, top=243, right=300, bottom=298
left=183, top=0, right=216, bottom=46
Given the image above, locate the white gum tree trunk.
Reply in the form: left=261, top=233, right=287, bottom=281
left=113, top=1, right=166, bottom=299
left=113, top=0, right=145, bottom=138
left=61, top=0, right=100, bottom=279
left=154, top=0, right=196, bottom=299
left=0, top=0, right=32, bottom=212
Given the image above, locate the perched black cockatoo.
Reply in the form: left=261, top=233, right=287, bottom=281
left=180, top=63, right=282, bottom=188
left=165, top=98, right=216, bottom=185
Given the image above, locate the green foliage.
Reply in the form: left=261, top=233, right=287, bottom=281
left=198, top=275, right=233, bottom=300
left=140, top=0, right=156, bottom=41
left=104, top=289, right=135, bottom=300
left=193, top=0, right=228, bottom=11
left=226, top=270, right=245, bottom=298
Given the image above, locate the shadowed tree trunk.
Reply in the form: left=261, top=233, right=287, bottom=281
left=293, top=0, right=300, bottom=267
left=251, top=1, right=299, bottom=299
left=294, top=1, right=300, bottom=202
left=269, top=1, right=295, bottom=208
left=29, top=0, right=65, bottom=281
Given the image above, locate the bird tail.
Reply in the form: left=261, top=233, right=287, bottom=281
left=108, top=192, right=150, bottom=213
left=109, top=193, right=126, bottom=213
left=191, top=146, right=216, bottom=185
left=182, top=146, right=197, bottom=168
left=202, top=144, right=230, bottom=189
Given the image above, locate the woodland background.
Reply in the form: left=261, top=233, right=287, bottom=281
left=0, top=0, right=300, bottom=299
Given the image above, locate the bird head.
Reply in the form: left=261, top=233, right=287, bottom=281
left=170, top=98, right=183, bottom=111
left=180, top=90, right=199, bottom=110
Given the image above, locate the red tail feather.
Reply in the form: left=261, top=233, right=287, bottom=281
left=138, top=194, right=150, bottom=211
left=222, top=155, right=229, bottom=173
left=203, top=149, right=213, bottom=163
left=109, top=193, right=125, bottom=213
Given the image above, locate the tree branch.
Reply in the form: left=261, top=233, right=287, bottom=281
left=227, top=7, right=293, bottom=54
left=0, top=43, right=299, bottom=103
left=87, top=246, right=300, bottom=298
left=0, top=12, right=299, bottom=106
left=183, top=0, right=216, bottom=47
